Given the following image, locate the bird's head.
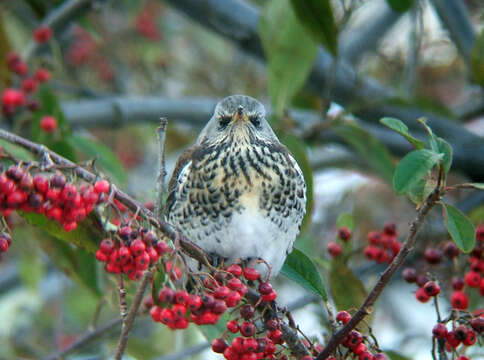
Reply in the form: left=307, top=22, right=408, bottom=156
left=196, top=95, right=278, bottom=146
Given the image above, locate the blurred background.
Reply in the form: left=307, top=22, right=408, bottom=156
left=0, top=0, right=483, bottom=359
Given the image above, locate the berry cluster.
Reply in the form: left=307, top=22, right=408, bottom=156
left=0, top=165, right=109, bottom=232
left=332, top=311, right=388, bottom=360
left=95, top=225, right=171, bottom=280
left=403, top=225, right=484, bottom=308
left=431, top=310, right=483, bottom=355
left=66, top=26, right=115, bottom=82
left=135, top=3, right=162, bottom=41
left=326, top=226, right=352, bottom=258
left=2, top=51, right=51, bottom=118
left=363, top=223, right=401, bottom=264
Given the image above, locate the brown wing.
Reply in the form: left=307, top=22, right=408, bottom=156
left=165, top=145, right=197, bottom=214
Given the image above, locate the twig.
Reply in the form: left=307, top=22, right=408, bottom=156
left=43, top=317, right=122, bottom=360
left=118, top=274, right=128, bottom=324
left=316, top=184, right=442, bottom=359
left=155, top=118, right=168, bottom=219
left=114, top=269, right=153, bottom=360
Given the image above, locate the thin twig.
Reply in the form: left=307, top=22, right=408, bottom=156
left=43, top=317, right=122, bottom=360
left=118, top=274, right=128, bottom=324
left=316, top=184, right=442, bottom=359
left=114, top=269, right=153, bottom=360
left=155, top=118, right=168, bottom=219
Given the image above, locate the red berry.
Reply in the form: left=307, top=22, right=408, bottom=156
left=149, top=306, right=161, bottom=322
left=301, top=356, right=313, bottom=360
left=454, top=325, right=468, bottom=341
left=135, top=252, right=150, bottom=271
left=21, top=78, right=37, bottom=93
left=446, top=331, right=461, bottom=348
left=95, top=249, right=108, bottom=262
left=130, top=239, right=146, bottom=256
left=243, top=338, right=258, bottom=352
left=451, top=291, right=468, bottom=310
left=227, top=277, right=243, bottom=291
left=174, top=290, right=189, bottom=305
left=211, top=338, right=228, bottom=354
left=214, top=286, right=231, bottom=300
left=243, top=267, right=260, bottom=281
left=226, top=319, right=239, bottom=333
left=159, top=308, right=174, bottom=326
left=2, top=88, right=25, bottom=107
left=158, top=287, right=175, bottom=303
left=40, top=116, right=58, bottom=133
left=240, top=321, right=255, bottom=337
left=338, top=226, right=352, bottom=241
left=225, top=290, right=241, bottom=307
left=463, top=329, right=476, bottom=346
left=358, top=351, right=373, bottom=360
left=33, top=26, right=53, bottom=43
left=268, top=329, right=283, bottom=344
left=402, top=268, right=417, bottom=283
left=50, top=173, right=66, bottom=189
left=352, top=342, right=366, bottom=355
left=415, top=287, right=430, bottom=303
left=63, top=221, right=77, bottom=232
left=383, top=222, right=397, bottom=236
left=0, top=237, right=9, bottom=253
left=373, top=353, right=388, bottom=360
left=7, top=190, right=26, bottom=208
left=336, top=310, right=351, bottom=325
left=172, top=304, right=187, bottom=319
left=367, top=231, right=381, bottom=245
left=464, top=271, right=481, bottom=287
left=457, top=357, right=470, bottom=360
left=226, top=264, right=243, bottom=277
left=240, top=304, right=255, bottom=320
left=33, top=175, right=49, bottom=193
left=154, top=240, right=171, bottom=255
left=212, top=299, right=227, bottom=315
left=35, top=68, right=51, bottom=83
left=12, top=61, right=28, bottom=76
left=99, top=239, right=114, bottom=254
left=326, top=241, right=342, bottom=257
left=423, top=281, right=440, bottom=296
left=258, top=282, right=273, bottom=295
left=443, top=241, right=459, bottom=258
left=432, top=323, right=448, bottom=339
left=424, top=248, right=442, bottom=264
left=6, top=52, right=20, bottom=68
left=452, top=277, right=465, bottom=291
left=94, top=179, right=110, bottom=194
left=470, top=317, right=484, bottom=333
left=262, top=290, right=277, bottom=302
left=416, top=274, right=430, bottom=287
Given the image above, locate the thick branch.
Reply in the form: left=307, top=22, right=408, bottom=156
left=430, top=0, right=475, bottom=66
left=60, top=96, right=484, bottom=180
left=316, top=187, right=442, bottom=359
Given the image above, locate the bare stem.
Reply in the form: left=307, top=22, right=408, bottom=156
left=155, top=117, right=168, bottom=219
left=114, top=269, right=153, bottom=360
left=316, top=185, right=441, bottom=359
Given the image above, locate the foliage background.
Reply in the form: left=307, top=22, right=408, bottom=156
left=0, top=0, right=483, bottom=359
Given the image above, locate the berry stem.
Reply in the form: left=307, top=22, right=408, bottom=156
left=114, top=269, right=153, bottom=360
left=317, top=184, right=442, bottom=359
left=155, top=117, right=168, bottom=219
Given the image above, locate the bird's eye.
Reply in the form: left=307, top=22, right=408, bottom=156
left=218, top=115, right=231, bottom=129
left=249, top=115, right=261, bottom=128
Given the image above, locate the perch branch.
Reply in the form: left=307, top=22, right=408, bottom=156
left=316, top=181, right=443, bottom=359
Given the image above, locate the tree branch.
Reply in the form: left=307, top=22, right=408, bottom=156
left=60, top=96, right=484, bottom=180
left=316, top=185, right=442, bottom=359
left=43, top=317, right=122, bottom=360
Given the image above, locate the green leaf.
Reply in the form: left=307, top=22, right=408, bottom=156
left=407, top=177, right=435, bottom=205
left=333, top=121, right=396, bottom=184
left=13, top=226, right=45, bottom=290
left=471, top=28, right=484, bottom=87
left=21, top=212, right=103, bottom=254
left=67, top=135, right=127, bottom=186
left=379, top=117, right=425, bottom=149
left=37, top=231, right=102, bottom=297
left=151, top=266, right=167, bottom=306
left=384, top=350, right=412, bottom=360
left=393, top=149, right=442, bottom=195
left=386, top=0, right=414, bottom=12
left=0, top=139, right=34, bottom=161
left=336, top=212, right=354, bottom=231
left=259, top=0, right=318, bottom=117
left=289, top=0, right=338, bottom=55
left=329, top=258, right=367, bottom=312
left=442, top=203, right=476, bottom=253
left=418, top=118, right=439, bottom=152
left=281, top=247, right=327, bottom=300
left=280, top=134, right=313, bottom=231
left=435, top=137, right=453, bottom=174
left=51, top=140, right=76, bottom=162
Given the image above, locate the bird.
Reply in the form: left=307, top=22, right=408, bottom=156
left=166, top=95, right=306, bottom=277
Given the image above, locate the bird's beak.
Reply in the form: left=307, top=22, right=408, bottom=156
left=232, top=105, right=248, bottom=123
